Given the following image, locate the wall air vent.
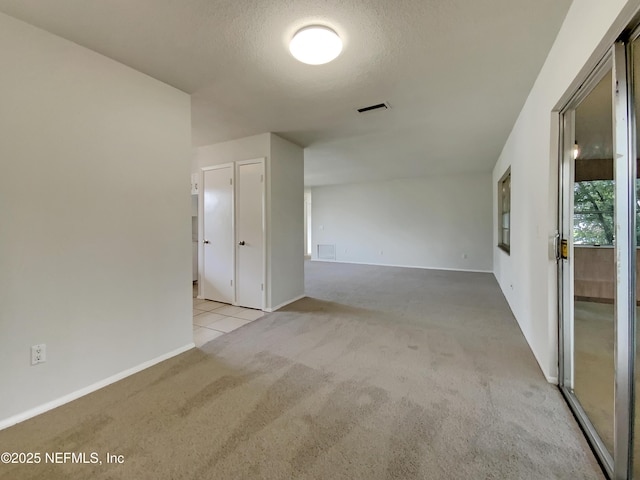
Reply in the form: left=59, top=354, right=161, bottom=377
left=317, top=244, right=336, bottom=260
left=357, top=102, right=390, bottom=113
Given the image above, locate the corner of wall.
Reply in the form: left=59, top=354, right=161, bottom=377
left=268, top=133, right=304, bottom=308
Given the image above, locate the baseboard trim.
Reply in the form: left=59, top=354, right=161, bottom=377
left=309, top=259, right=491, bottom=274
left=0, top=342, right=195, bottom=431
left=265, top=294, right=306, bottom=312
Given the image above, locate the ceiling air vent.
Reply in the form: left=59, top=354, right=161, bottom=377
left=357, top=102, right=390, bottom=113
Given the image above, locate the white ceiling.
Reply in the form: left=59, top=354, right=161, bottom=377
left=0, top=0, right=572, bottom=186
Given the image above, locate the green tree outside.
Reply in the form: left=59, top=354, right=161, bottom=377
left=573, top=180, right=640, bottom=245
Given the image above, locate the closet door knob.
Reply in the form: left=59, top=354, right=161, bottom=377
left=203, top=240, right=210, bottom=244
left=238, top=241, right=246, bottom=246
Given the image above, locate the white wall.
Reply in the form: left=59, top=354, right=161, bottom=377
left=0, top=13, right=193, bottom=425
left=311, top=174, right=493, bottom=272
left=193, top=133, right=271, bottom=171
left=492, top=0, right=640, bottom=382
left=194, top=133, right=304, bottom=311
left=269, top=134, right=304, bottom=309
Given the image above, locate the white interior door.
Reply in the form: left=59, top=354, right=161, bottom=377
left=236, top=161, right=264, bottom=309
left=203, top=165, right=234, bottom=304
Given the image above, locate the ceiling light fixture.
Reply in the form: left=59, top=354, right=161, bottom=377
left=289, top=25, right=342, bottom=65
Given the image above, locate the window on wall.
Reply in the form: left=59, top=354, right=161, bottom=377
left=498, top=168, right=511, bottom=253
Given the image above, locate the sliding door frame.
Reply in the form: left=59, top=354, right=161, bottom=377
left=612, top=40, right=635, bottom=479
left=559, top=49, right=616, bottom=477
left=558, top=38, right=637, bottom=479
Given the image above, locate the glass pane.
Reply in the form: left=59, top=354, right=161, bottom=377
left=573, top=68, right=615, bottom=455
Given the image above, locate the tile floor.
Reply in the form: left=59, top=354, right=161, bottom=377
left=192, top=283, right=264, bottom=347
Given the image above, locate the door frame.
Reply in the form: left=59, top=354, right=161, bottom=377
left=612, top=39, right=635, bottom=479
left=558, top=49, right=616, bottom=476
left=199, top=163, right=235, bottom=302
left=235, top=158, right=267, bottom=310
left=557, top=40, right=637, bottom=478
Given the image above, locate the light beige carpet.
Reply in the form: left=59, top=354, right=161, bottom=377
left=0, top=261, right=603, bottom=479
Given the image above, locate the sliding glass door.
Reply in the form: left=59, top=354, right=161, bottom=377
left=559, top=39, right=637, bottom=479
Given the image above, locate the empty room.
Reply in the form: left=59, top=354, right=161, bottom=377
left=2, top=1, right=640, bottom=479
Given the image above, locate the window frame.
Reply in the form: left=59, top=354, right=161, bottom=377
left=498, top=167, right=511, bottom=254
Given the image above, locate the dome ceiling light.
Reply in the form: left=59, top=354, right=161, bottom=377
left=289, top=25, right=342, bottom=65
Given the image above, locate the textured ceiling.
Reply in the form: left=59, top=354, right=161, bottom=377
left=0, top=0, right=573, bottom=186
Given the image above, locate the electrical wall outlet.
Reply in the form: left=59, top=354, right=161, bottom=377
left=31, top=344, right=46, bottom=365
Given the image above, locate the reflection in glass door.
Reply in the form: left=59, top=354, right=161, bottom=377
left=572, top=68, right=616, bottom=455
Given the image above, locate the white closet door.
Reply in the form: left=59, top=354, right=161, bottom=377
left=236, top=161, right=264, bottom=309
left=202, top=166, right=234, bottom=304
